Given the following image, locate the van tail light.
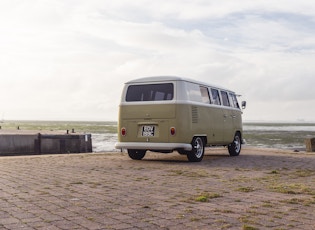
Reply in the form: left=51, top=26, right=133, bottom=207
left=170, top=127, right=176, bottom=136
left=121, top=127, right=126, bottom=136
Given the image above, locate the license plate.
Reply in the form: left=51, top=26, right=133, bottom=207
left=142, top=125, right=155, bottom=137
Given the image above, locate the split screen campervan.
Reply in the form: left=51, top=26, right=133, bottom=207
left=115, top=76, right=246, bottom=162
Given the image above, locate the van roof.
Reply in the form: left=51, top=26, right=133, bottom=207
left=126, top=76, right=232, bottom=92
left=127, top=76, right=185, bottom=83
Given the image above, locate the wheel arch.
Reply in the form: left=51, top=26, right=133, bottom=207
left=192, top=134, right=207, bottom=145
left=235, top=130, right=244, bottom=144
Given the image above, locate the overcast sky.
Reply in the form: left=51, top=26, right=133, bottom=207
left=1, top=0, right=315, bottom=122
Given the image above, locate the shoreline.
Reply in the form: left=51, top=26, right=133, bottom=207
left=1, top=120, right=315, bottom=152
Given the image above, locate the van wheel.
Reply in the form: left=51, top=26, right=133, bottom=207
left=228, top=132, right=241, bottom=156
left=178, top=149, right=188, bottom=155
left=128, top=150, right=146, bottom=160
left=187, top=137, right=204, bottom=162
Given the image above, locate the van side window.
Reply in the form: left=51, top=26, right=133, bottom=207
left=229, top=93, right=240, bottom=109
left=210, top=89, right=221, bottom=105
left=126, top=83, right=174, bottom=102
left=200, top=86, right=210, bottom=104
left=221, top=91, right=230, bottom=107
left=187, top=83, right=202, bottom=102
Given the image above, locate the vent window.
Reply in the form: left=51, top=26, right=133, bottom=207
left=229, top=93, right=240, bottom=109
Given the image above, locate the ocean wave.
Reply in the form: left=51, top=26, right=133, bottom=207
left=92, top=133, right=119, bottom=152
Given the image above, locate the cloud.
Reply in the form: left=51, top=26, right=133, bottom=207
left=1, top=0, right=315, bottom=121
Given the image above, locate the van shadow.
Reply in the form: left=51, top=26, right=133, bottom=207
left=142, top=150, right=232, bottom=164
left=141, top=149, right=315, bottom=170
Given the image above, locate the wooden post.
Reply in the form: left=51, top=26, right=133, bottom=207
left=305, top=138, right=315, bottom=152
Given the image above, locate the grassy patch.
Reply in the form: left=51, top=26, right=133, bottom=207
left=268, top=170, right=280, bottom=174
left=134, top=177, right=150, bottom=181
left=243, top=225, right=259, bottom=230
left=195, top=195, right=208, bottom=202
left=195, top=192, right=222, bottom=202
left=38, top=191, right=50, bottom=195
left=168, top=169, right=209, bottom=178
left=214, top=209, right=234, bottom=214
left=291, top=169, right=315, bottom=178
left=269, top=183, right=313, bottom=195
left=237, top=187, right=255, bottom=193
left=261, top=201, right=275, bottom=208
left=190, top=217, right=201, bottom=222
left=168, top=169, right=184, bottom=176
left=87, top=181, right=102, bottom=188
left=70, top=181, right=83, bottom=185
left=229, top=176, right=252, bottom=183
left=281, top=197, right=315, bottom=206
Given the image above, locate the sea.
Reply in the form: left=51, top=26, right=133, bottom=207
left=243, top=122, right=315, bottom=151
left=1, top=120, right=315, bottom=152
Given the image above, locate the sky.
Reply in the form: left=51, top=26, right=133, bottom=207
left=1, top=0, right=315, bottom=122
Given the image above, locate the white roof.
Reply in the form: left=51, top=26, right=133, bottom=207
left=126, top=76, right=184, bottom=83
left=126, top=76, right=232, bottom=92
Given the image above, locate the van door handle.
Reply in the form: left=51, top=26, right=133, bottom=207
left=232, top=115, right=236, bottom=119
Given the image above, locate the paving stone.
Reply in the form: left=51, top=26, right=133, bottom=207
left=0, top=147, right=314, bottom=229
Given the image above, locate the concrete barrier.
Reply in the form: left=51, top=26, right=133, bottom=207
left=305, top=138, right=315, bottom=152
left=0, top=134, right=38, bottom=155
left=0, top=133, right=92, bottom=155
left=39, top=134, right=92, bottom=154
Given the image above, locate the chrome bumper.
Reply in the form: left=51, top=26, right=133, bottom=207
left=115, top=142, right=192, bottom=151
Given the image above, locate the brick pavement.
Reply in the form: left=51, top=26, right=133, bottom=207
left=0, top=147, right=314, bottom=230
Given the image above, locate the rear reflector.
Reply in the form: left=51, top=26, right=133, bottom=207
left=121, top=127, right=126, bottom=136
left=170, top=127, right=176, bottom=136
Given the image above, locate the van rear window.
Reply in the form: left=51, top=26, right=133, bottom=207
left=126, top=83, right=174, bottom=102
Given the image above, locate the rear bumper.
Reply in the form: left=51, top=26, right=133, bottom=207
left=115, top=142, right=192, bottom=151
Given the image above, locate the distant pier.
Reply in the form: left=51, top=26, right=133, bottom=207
left=0, top=130, right=92, bottom=155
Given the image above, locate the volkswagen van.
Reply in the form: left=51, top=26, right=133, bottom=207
left=115, top=76, right=246, bottom=162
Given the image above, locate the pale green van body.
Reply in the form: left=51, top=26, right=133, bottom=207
left=115, top=76, right=244, bottom=161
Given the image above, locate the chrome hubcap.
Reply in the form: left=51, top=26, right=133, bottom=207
left=234, top=135, right=241, bottom=153
left=194, top=138, right=203, bottom=158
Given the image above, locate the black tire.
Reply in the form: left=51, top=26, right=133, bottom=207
left=187, top=137, right=205, bottom=162
left=228, top=132, right=241, bottom=156
left=127, top=149, right=146, bottom=160
left=178, top=149, right=188, bottom=155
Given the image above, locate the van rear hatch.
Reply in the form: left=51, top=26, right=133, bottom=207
left=119, top=104, right=176, bottom=143
left=122, top=82, right=175, bottom=119
left=119, top=82, right=176, bottom=143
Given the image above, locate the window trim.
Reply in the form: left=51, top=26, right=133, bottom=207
left=210, top=88, right=221, bottom=105
left=200, top=86, right=211, bottom=104
left=220, top=90, right=231, bottom=107
left=125, top=83, right=174, bottom=102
